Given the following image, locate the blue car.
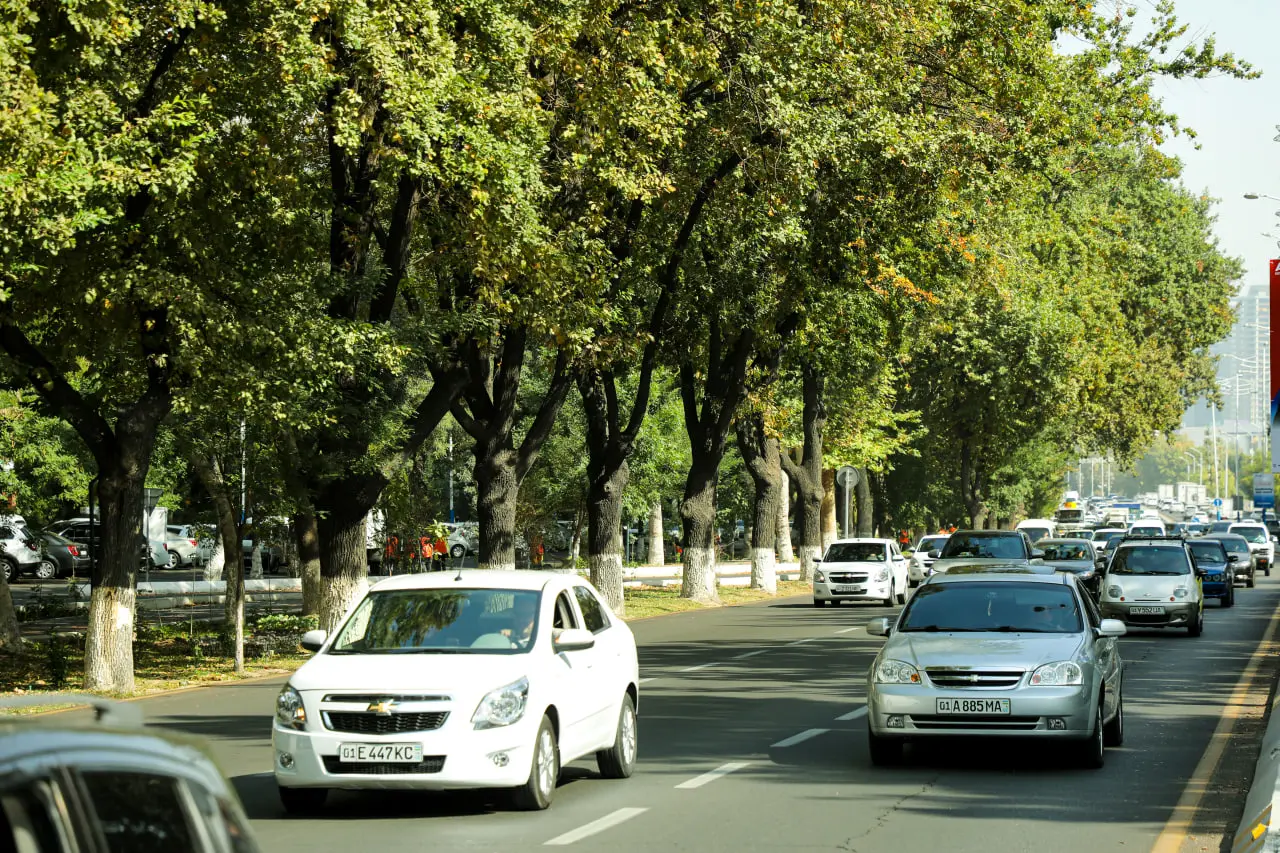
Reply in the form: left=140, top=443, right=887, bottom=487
left=1189, top=538, right=1235, bottom=608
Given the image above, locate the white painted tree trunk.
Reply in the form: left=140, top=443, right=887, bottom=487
left=751, top=547, right=777, bottom=594
left=480, top=560, right=517, bottom=572
left=799, top=544, right=821, bottom=583
left=204, top=540, right=225, bottom=583
left=250, top=543, right=263, bottom=579
left=648, top=503, right=664, bottom=567
left=590, top=552, right=625, bottom=615
left=682, top=545, right=718, bottom=604
left=777, top=473, right=794, bottom=563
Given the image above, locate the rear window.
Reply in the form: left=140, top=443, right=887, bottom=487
left=940, top=534, right=1026, bottom=560
left=1211, top=536, right=1250, bottom=555
left=1040, top=541, right=1091, bottom=561
left=1189, top=541, right=1227, bottom=563
left=1231, top=526, right=1268, bottom=544
left=1109, top=546, right=1190, bottom=576
left=824, top=542, right=888, bottom=562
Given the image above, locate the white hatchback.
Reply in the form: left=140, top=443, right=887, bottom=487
left=272, top=571, right=640, bottom=812
left=813, top=538, right=909, bottom=607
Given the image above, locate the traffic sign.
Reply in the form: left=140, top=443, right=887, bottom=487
left=1255, top=473, right=1275, bottom=510
left=836, top=466, right=859, bottom=489
left=1213, top=498, right=1223, bottom=507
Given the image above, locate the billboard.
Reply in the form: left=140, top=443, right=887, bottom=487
left=1273, top=260, right=1280, bottom=474
left=1255, top=473, right=1275, bottom=510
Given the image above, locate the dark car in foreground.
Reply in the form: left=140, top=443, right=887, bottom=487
left=1188, top=538, right=1234, bottom=608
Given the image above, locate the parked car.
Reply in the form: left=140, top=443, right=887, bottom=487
left=0, top=523, right=40, bottom=582
left=47, top=517, right=168, bottom=570
left=864, top=566, right=1125, bottom=767
left=1099, top=535, right=1204, bottom=636
left=812, top=538, right=909, bottom=607
left=273, top=570, right=639, bottom=812
left=162, top=525, right=201, bottom=568
left=1187, top=537, right=1234, bottom=607
left=1201, top=532, right=1256, bottom=588
left=30, top=530, right=91, bottom=580
left=0, top=693, right=264, bottom=853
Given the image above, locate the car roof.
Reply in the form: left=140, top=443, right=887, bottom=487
left=927, top=567, right=1065, bottom=583
left=370, top=569, right=571, bottom=592
left=947, top=529, right=1023, bottom=537
left=1202, top=532, right=1247, bottom=541
left=828, top=538, right=892, bottom=546
left=1229, top=522, right=1266, bottom=528
left=1038, top=538, right=1092, bottom=545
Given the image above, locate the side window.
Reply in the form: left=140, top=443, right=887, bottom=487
left=573, top=586, right=611, bottom=633
left=0, top=527, right=12, bottom=541
left=552, top=592, right=579, bottom=631
left=0, top=779, right=71, bottom=853
left=76, top=772, right=197, bottom=853
left=185, top=783, right=256, bottom=853
left=1079, top=589, right=1101, bottom=629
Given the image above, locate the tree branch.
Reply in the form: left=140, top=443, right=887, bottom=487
left=368, top=171, right=422, bottom=324
left=516, top=349, right=571, bottom=482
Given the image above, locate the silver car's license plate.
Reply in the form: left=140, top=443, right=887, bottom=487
left=936, top=698, right=1010, bottom=715
left=1129, top=606, right=1164, bottom=614
left=338, top=743, right=423, bottom=763
left=833, top=585, right=863, bottom=593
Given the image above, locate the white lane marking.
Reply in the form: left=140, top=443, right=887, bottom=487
left=544, top=808, right=649, bottom=846
left=784, top=638, right=813, bottom=647
left=834, top=626, right=860, bottom=634
left=733, top=649, right=767, bottom=660
left=835, top=707, right=868, bottom=721
left=679, top=662, right=719, bottom=672
left=771, top=728, right=830, bottom=748
left=674, top=761, right=753, bottom=790
left=638, top=677, right=655, bottom=684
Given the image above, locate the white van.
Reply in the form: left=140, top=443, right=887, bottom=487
left=1015, top=518, right=1056, bottom=544
left=1128, top=519, right=1166, bottom=537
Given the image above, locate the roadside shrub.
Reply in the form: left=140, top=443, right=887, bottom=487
left=251, top=614, right=318, bottom=635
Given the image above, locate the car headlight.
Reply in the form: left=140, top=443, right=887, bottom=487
left=1106, top=585, right=1122, bottom=599
left=1029, top=661, right=1083, bottom=686
left=275, top=684, right=307, bottom=731
left=874, top=568, right=889, bottom=582
left=1078, top=571, right=1094, bottom=580
left=1173, top=587, right=1188, bottom=599
left=875, top=660, right=921, bottom=684
left=814, top=570, right=826, bottom=583
left=472, top=676, right=529, bottom=730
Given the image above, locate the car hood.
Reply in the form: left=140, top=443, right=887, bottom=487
left=289, top=651, right=533, bottom=696
left=883, top=632, right=1084, bottom=670
left=1103, top=573, right=1193, bottom=599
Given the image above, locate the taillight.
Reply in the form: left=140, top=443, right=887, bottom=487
left=190, top=539, right=198, bottom=547
left=67, top=545, right=80, bottom=557
left=26, top=541, right=37, bottom=550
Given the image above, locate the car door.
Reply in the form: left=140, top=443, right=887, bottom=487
left=1081, top=588, right=1121, bottom=721
left=570, top=584, right=624, bottom=749
left=889, top=544, right=908, bottom=592
left=548, top=588, right=597, bottom=760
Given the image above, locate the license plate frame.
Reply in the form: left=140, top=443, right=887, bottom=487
left=832, top=585, right=864, bottom=594
left=1128, top=606, right=1164, bottom=615
left=338, top=743, right=423, bottom=764
left=936, top=698, right=1010, bottom=715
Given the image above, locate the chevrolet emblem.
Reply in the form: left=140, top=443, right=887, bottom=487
left=367, top=699, right=397, bottom=716
left=967, top=675, right=980, bottom=683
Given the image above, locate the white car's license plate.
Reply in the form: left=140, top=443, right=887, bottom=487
left=1129, top=606, right=1164, bottom=614
left=833, top=585, right=864, bottom=593
left=936, top=698, right=1010, bottom=715
left=338, top=743, right=423, bottom=763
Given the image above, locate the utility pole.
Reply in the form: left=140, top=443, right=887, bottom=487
left=447, top=433, right=455, bottom=523
left=1211, top=404, right=1221, bottom=518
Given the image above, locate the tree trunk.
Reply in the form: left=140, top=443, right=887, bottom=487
left=83, top=472, right=145, bottom=694
left=567, top=502, right=583, bottom=568
left=588, top=462, right=628, bottom=614
left=821, top=468, right=838, bottom=550
left=0, top=572, right=22, bottom=651
left=855, top=467, right=874, bottom=536
left=736, top=417, right=780, bottom=594
left=474, top=443, right=519, bottom=571
left=680, top=451, right=720, bottom=604
left=777, top=472, right=794, bottom=562
left=316, top=513, right=369, bottom=633
left=779, top=363, right=826, bottom=583
left=203, top=539, right=224, bottom=583
left=191, top=453, right=245, bottom=674
left=648, top=502, right=664, bottom=568
left=292, top=510, right=322, bottom=617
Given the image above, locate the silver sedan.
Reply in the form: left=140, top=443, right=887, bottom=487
left=865, top=567, right=1125, bottom=768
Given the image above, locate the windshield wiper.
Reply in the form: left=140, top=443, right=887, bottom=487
left=901, top=625, right=985, bottom=632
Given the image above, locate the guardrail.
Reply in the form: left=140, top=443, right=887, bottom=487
left=1233, top=681, right=1280, bottom=852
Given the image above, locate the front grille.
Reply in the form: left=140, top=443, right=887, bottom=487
left=324, top=711, right=449, bottom=734
left=909, top=715, right=1041, bottom=730
left=827, top=573, right=869, bottom=583
left=925, top=669, right=1024, bottom=688
left=321, top=694, right=450, bottom=703
left=322, top=756, right=446, bottom=775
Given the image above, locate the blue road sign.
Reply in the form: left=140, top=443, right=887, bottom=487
left=1213, top=498, right=1223, bottom=507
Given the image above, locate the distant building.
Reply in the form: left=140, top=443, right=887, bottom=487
left=1182, top=280, right=1269, bottom=443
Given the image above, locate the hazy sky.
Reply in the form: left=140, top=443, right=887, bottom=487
left=1154, top=0, right=1280, bottom=291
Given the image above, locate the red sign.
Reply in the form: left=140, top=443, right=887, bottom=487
left=1272, top=261, right=1280, bottom=475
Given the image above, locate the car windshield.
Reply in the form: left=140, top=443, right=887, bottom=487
left=1189, top=541, right=1227, bottom=564
left=1019, top=527, right=1051, bottom=543
left=1231, top=527, right=1268, bottom=544
left=824, top=543, right=887, bottom=562
left=940, top=534, right=1026, bottom=560
left=1130, top=526, right=1163, bottom=536
left=1039, top=541, right=1091, bottom=561
left=1212, top=537, right=1250, bottom=556
left=1108, top=546, right=1189, bottom=576
left=916, top=536, right=947, bottom=551
left=329, top=588, right=541, bottom=655
left=899, top=582, right=1082, bottom=633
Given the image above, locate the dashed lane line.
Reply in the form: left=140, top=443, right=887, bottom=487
left=784, top=638, right=814, bottom=647
left=679, top=662, right=719, bottom=672
left=834, top=626, right=861, bottom=634
left=637, top=677, right=656, bottom=684
left=835, top=707, right=868, bottom=722
left=733, top=649, right=768, bottom=660
left=771, top=728, right=830, bottom=748
left=544, top=808, right=649, bottom=846
left=674, top=761, right=753, bottom=790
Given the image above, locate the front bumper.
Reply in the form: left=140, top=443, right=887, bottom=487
left=1202, top=574, right=1230, bottom=597
left=907, top=561, right=933, bottom=582
left=272, top=717, right=537, bottom=791
left=867, top=683, right=1095, bottom=738
left=1100, top=600, right=1197, bottom=628
left=1231, top=560, right=1254, bottom=580
left=814, top=578, right=891, bottom=602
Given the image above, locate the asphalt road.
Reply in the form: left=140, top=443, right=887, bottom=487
left=73, top=574, right=1280, bottom=853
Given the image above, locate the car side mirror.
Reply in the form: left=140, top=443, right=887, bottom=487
left=300, top=629, right=328, bottom=652
left=927, top=550, right=941, bottom=559
left=1031, top=549, right=1045, bottom=559
left=553, top=628, right=595, bottom=652
left=1194, top=567, right=1207, bottom=579
left=1097, top=619, right=1126, bottom=638
left=866, top=617, right=893, bottom=637
left=812, top=555, right=823, bottom=563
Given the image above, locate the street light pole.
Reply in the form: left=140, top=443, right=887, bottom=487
left=1211, top=403, right=1221, bottom=517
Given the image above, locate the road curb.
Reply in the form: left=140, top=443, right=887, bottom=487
left=23, top=668, right=296, bottom=718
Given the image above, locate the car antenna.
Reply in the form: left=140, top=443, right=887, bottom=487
left=454, top=562, right=464, bottom=582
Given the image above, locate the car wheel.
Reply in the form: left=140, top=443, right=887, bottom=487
left=1222, top=585, right=1235, bottom=608
left=34, top=559, right=57, bottom=581
left=512, top=715, right=559, bottom=810
left=596, top=694, right=638, bottom=779
left=451, top=544, right=465, bottom=559
left=1081, top=704, right=1105, bottom=769
left=1187, top=609, right=1203, bottom=637
left=1248, top=570, right=1256, bottom=589
left=1103, top=691, right=1124, bottom=747
left=881, top=580, right=894, bottom=607
left=278, top=786, right=328, bottom=815
left=166, top=550, right=178, bottom=569
left=868, top=730, right=903, bottom=766
left=812, top=599, right=826, bottom=608
left=895, top=584, right=906, bottom=605
left=1, top=559, right=14, bottom=583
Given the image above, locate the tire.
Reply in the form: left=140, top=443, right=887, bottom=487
left=278, top=786, right=328, bottom=815
left=1222, top=585, right=1235, bottom=608
left=868, top=730, right=903, bottom=766
left=1187, top=608, right=1203, bottom=637
left=33, top=559, right=57, bottom=581
left=895, top=584, right=907, bottom=605
left=1, top=559, right=14, bottom=583
left=511, top=715, right=558, bottom=811
left=881, top=580, right=894, bottom=607
left=451, top=544, right=465, bottom=559
left=1248, top=570, right=1256, bottom=589
left=596, top=694, right=638, bottom=779
left=166, top=550, right=178, bottom=569
left=1103, top=690, right=1124, bottom=747
left=1080, top=704, right=1105, bottom=769
left=812, top=599, right=826, bottom=608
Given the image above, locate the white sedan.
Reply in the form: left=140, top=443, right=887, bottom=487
left=813, top=538, right=909, bottom=606
left=272, top=571, right=640, bottom=812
